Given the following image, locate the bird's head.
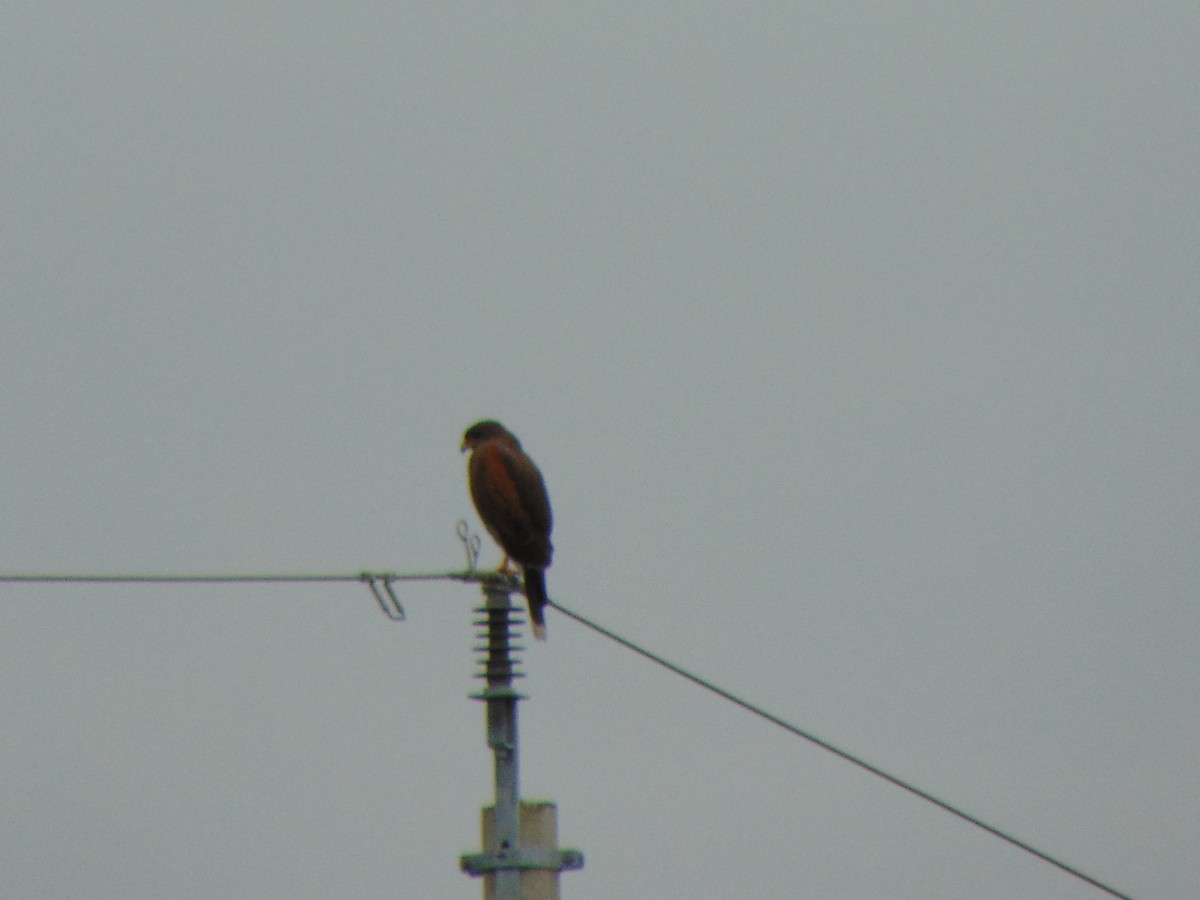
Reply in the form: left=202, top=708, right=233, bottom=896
left=461, top=420, right=518, bottom=453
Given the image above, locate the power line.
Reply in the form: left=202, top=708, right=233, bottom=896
left=0, top=570, right=1137, bottom=898
left=0, top=573, right=351, bottom=586
left=0, top=569, right=499, bottom=622
left=0, top=571, right=479, bottom=584
left=0, top=524, right=496, bottom=593
left=547, top=598, right=1136, bottom=900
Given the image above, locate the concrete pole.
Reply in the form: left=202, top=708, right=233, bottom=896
left=482, top=803, right=563, bottom=900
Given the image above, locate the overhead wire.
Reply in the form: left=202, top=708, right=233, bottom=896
left=1, top=573, right=365, bottom=584
left=547, top=598, right=1135, bottom=900
left=0, top=571, right=1135, bottom=899
left=0, top=569, right=494, bottom=622
left=0, top=571, right=480, bottom=584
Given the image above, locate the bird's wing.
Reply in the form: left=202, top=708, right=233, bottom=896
left=469, top=442, right=553, bottom=567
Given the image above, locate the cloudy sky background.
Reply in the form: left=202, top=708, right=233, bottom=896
left=3, top=3, right=1198, bottom=898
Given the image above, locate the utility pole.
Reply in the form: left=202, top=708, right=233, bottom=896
left=460, top=576, right=583, bottom=900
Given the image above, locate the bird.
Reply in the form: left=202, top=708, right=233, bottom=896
left=460, top=420, right=554, bottom=640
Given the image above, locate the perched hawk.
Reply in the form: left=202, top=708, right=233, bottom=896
left=461, top=420, right=553, bottom=640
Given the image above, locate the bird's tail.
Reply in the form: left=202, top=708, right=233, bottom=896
left=523, top=568, right=548, bottom=641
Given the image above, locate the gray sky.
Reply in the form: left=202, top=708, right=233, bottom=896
left=3, top=3, right=1198, bottom=898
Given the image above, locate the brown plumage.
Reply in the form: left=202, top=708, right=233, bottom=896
left=460, top=420, right=553, bottom=640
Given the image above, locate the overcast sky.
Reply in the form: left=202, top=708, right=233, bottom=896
left=3, top=3, right=1198, bottom=898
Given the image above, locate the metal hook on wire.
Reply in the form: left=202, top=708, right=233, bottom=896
left=457, top=519, right=481, bottom=571
left=361, top=572, right=405, bottom=621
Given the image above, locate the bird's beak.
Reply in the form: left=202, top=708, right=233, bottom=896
left=460, top=439, right=470, bottom=453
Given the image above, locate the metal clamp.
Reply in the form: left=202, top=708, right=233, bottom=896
left=361, top=573, right=405, bottom=620
left=460, top=848, right=585, bottom=876
left=457, top=519, right=482, bottom=571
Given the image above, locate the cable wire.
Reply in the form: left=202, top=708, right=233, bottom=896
left=0, top=571, right=483, bottom=584
left=547, top=598, right=1135, bottom=900
left=0, top=571, right=1136, bottom=898
left=0, top=573, right=373, bottom=583
left=0, top=569, right=498, bottom=622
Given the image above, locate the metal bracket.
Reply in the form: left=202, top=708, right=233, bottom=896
left=361, top=573, right=405, bottom=620
left=457, top=519, right=482, bottom=571
left=469, top=685, right=526, bottom=702
left=460, top=847, right=585, bottom=876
